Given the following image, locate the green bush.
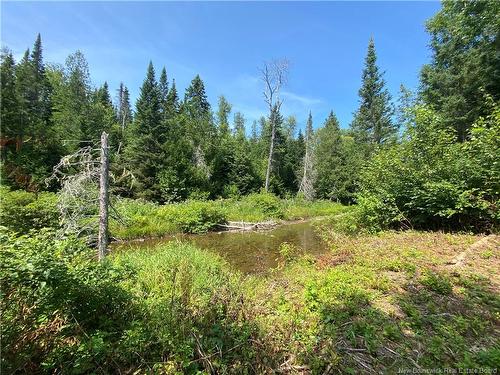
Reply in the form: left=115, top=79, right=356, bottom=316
left=357, top=104, right=500, bottom=232
left=0, top=228, right=134, bottom=373
left=0, top=228, right=258, bottom=373
left=0, top=186, right=59, bottom=233
left=161, top=200, right=226, bottom=234
left=243, top=192, right=284, bottom=219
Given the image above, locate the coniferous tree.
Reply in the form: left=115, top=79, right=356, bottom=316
left=316, top=111, right=362, bottom=202
left=184, top=74, right=210, bottom=119
left=184, top=75, right=214, bottom=145
left=233, top=112, right=245, bottom=139
left=15, top=49, right=33, bottom=139
left=351, top=38, right=396, bottom=146
left=29, top=34, right=52, bottom=135
left=0, top=50, right=19, bottom=139
left=166, top=79, right=179, bottom=116
left=158, top=67, right=169, bottom=118
left=216, top=95, right=232, bottom=137
left=89, top=82, right=117, bottom=144
left=125, top=61, right=163, bottom=200
left=421, top=0, right=499, bottom=141
left=4, top=36, right=59, bottom=188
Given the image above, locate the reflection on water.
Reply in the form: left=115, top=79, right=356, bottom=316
left=112, top=221, right=329, bottom=274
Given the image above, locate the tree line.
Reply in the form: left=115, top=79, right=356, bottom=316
left=1, top=0, right=498, bottom=230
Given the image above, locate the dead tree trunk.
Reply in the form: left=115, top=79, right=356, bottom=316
left=260, top=59, right=289, bottom=193
left=265, top=118, right=276, bottom=192
left=98, top=131, right=109, bottom=261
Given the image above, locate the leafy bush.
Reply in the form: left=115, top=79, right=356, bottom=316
left=0, top=228, right=134, bottom=373
left=0, top=186, right=59, bottom=233
left=112, top=198, right=227, bottom=238
left=161, top=200, right=226, bottom=234
left=357, top=105, right=500, bottom=232
left=242, top=192, right=284, bottom=219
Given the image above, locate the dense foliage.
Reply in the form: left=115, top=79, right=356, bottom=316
left=2, top=0, right=498, bottom=233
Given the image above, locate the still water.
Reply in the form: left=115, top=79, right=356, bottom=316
left=113, top=221, right=329, bottom=274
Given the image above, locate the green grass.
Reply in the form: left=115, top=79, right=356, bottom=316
left=3, top=210, right=498, bottom=373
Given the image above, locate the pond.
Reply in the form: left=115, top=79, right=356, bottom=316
left=112, top=221, right=330, bottom=274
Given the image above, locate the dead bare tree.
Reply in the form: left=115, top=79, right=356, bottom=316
left=299, top=113, right=316, bottom=200
left=46, top=145, right=101, bottom=241
left=97, top=132, right=110, bottom=261
left=47, top=132, right=112, bottom=260
left=260, top=59, right=289, bottom=192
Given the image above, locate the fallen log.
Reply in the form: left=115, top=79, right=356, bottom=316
left=217, top=220, right=278, bottom=231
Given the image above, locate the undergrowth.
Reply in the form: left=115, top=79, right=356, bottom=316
left=2, top=210, right=498, bottom=373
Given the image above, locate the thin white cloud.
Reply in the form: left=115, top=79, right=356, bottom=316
left=281, top=91, right=323, bottom=106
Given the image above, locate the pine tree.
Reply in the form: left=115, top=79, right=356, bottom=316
left=421, top=0, right=499, bottom=141
left=233, top=112, right=245, bottom=139
left=166, top=79, right=179, bottom=116
left=0, top=50, right=19, bottom=139
left=216, top=95, right=232, bottom=137
left=351, top=38, right=396, bottom=146
left=159, top=67, right=169, bottom=117
left=125, top=61, right=163, bottom=200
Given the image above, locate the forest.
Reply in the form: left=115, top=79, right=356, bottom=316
left=1, top=1, right=499, bottom=373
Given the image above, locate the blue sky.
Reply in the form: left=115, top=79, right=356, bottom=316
left=1, top=1, right=441, bottom=132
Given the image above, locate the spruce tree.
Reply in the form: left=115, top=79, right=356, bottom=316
left=351, top=38, right=395, bottom=146
left=159, top=67, right=169, bottom=117
left=233, top=112, right=245, bottom=139
left=0, top=50, right=19, bottom=139
left=216, top=95, right=231, bottom=137
left=316, top=111, right=361, bottom=202
left=125, top=61, right=163, bottom=200
left=421, top=0, right=499, bottom=141
left=166, top=79, right=179, bottom=116
left=30, top=34, right=52, bottom=131
left=315, top=112, right=343, bottom=199
left=184, top=74, right=210, bottom=118
left=15, top=49, right=33, bottom=137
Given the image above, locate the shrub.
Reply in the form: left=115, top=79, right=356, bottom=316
left=0, top=228, right=134, bottom=373
left=163, top=200, right=226, bottom=233
left=0, top=186, right=59, bottom=233
left=357, top=104, right=500, bottom=232
left=243, top=192, right=284, bottom=219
